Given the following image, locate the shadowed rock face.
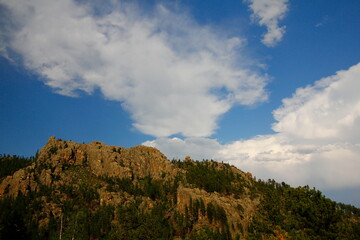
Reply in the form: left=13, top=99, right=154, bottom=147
left=0, top=167, right=37, bottom=197
left=176, top=185, right=259, bottom=236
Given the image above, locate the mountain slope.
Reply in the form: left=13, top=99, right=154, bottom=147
left=0, top=137, right=359, bottom=239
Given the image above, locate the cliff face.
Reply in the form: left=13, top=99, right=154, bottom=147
left=1, top=137, right=359, bottom=240
left=0, top=137, right=257, bottom=239
left=1, top=136, right=173, bottom=197
left=175, top=185, right=259, bottom=237
left=38, top=136, right=173, bottom=180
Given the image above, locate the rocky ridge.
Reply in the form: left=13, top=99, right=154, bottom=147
left=2, top=137, right=356, bottom=239
left=1, top=136, right=174, bottom=197
left=0, top=137, right=257, bottom=239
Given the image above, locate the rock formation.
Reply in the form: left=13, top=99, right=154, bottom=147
left=1, top=137, right=358, bottom=239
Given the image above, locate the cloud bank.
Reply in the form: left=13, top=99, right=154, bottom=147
left=244, top=0, right=289, bottom=46
left=144, top=63, right=360, bottom=191
left=0, top=0, right=268, bottom=138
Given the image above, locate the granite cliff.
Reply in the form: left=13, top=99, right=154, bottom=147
left=0, top=137, right=359, bottom=239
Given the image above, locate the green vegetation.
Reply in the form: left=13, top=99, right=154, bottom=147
left=0, top=154, right=35, bottom=182
left=172, top=159, right=246, bottom=197
left=186, top=227, right=232, bottom=240
left=110, top=201, right=172, bottom=239
left=0, top=154, right=359, bottom=239
left=248, top=179, right=360, bottom=239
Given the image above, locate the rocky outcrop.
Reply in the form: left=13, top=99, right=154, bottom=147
left=0, top=137, right=259, bottom=239
left=0, top=166, right=37, bottom=197
left=176, top=185, right=258, bottom=238
left=1, top=137, right=358, bottom=239
left=37, top=136, right=173, bottom=179
left=0, top=136, right=174, bottom=198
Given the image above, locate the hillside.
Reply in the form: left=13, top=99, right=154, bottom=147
left=0, top=137, right=359, bottom=239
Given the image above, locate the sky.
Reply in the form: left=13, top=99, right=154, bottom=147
left=0, top=0, right=359, bottom=206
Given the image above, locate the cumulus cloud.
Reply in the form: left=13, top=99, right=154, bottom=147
left=143, top=63, right=360, bottom=191
left=244, top=0, right=289, bottom=47
left=218, top=138, right=360, bottom=189
left=143, top=137, right=222, bottom=161
left=0, top=0, right=268, bottom=138
left=273, top=63, right=360, bottom=142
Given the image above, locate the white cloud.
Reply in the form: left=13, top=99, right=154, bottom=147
left=0, top=0, right=268, bottom=138
left=273, top=63, right=360, bottom=142
left=219, top=138, right=360, bottom=189
left=144, top=63, right=360, bottom=192
left=244, top=0, right=289, bottom=47
left=143, top=137, right=222, bottom=161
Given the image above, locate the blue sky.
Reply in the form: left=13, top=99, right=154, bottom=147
left=1, top=0, right=360, bottom=206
